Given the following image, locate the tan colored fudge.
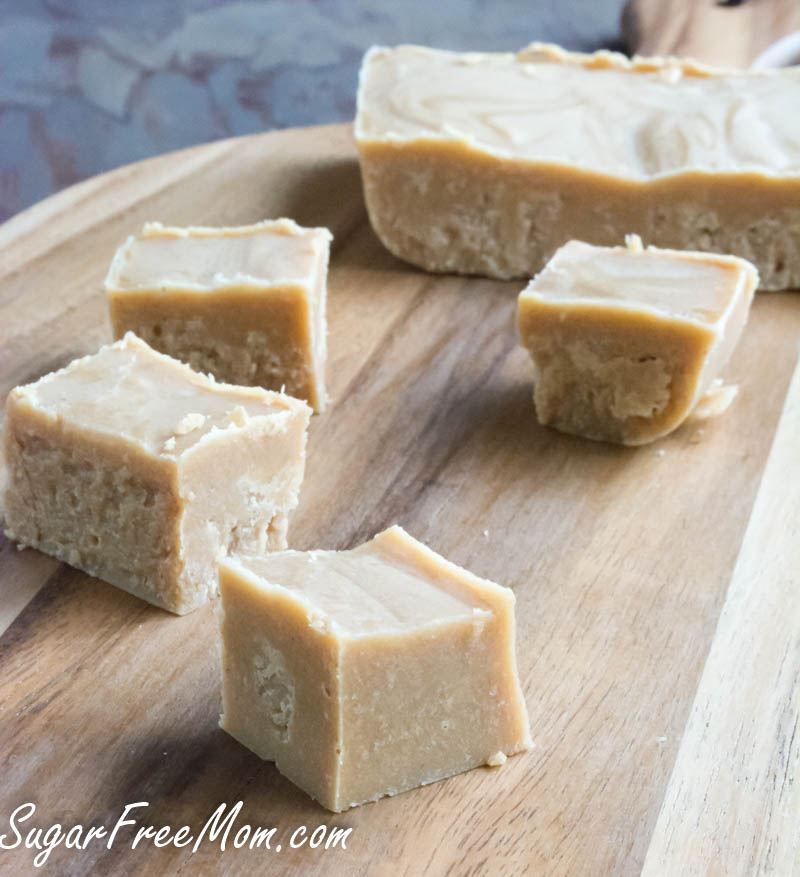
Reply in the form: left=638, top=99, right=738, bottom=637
left=356, top=43, right=800, bottom=290
left=218, top=526, right=531, bottom=811
left=3, top=333, right=310, bottom=614
left=517, top=236, right=758, bottom=445
left=106, top=219, right=332, bottom=411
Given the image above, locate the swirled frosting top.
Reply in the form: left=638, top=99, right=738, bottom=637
left=356, top=43, right=800, bottom=180
left=520, top=236, right=756, bottom=324
left=106, top=219, right=331, bottom=292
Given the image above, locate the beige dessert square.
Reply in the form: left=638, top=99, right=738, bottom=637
left=218, top=526, right=531, bottom=812
left=3, top=333, right=310, bottom=614
left=106, top=219, right=332, bottom=411
left=517, top=237, right=758, bottom=445
left=356, top=43, right=800, bottom=289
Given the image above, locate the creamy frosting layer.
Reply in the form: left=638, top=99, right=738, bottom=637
left=356, top=44, right=800, bottom=180
left=235, top=543, right=487, bottom=637
left=107, top=219, right=330, bottom=291
left=14, top=333, right=297, bottom=457
left=525, top=237, right=754, bottom=324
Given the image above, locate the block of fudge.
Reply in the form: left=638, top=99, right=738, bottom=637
left=3, top=333, right=310, bottom=614
left=106, top=219, right=332, bottom=411
left=218, top=525, right=531, bottom=811
left=517, top=236, right=758, bottom=446
left=355, top=43, right=800, bottom=290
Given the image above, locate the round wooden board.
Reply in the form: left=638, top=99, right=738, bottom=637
left=1, top=123, right=799, bottom=875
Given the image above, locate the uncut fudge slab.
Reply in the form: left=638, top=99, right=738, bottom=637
left=106, top=219, right=332, bottom=411
left=356, top=43, right=800, bottom=290
left=3, top=333, right=310, bottom=614
left=517, top=237, right=758, bottom=446
left=218, top=526, right=531, bottom=812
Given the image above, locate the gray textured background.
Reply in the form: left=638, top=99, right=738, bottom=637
left=0, top=0, right=628, bottom=222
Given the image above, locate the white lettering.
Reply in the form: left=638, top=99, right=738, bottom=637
left=83, top=826, right=107, bottom=847
left=107, top=802, right=148, bottom=849
left=32, top=824, right=65, bottom=868
left=309, top=825, right=326, bottom=849
left=192, top=801, right=242, bottom=853
left=65, top=825, right=83, bottom=849
left=326, top=826, right=352, bottom=850
left=132, top=825, right=156, bottom=849
left=233, top=825, right=251, bottom=848
left=250, top=826, right=276, bottom=849
left=0, top=800, right=350, bottom=866
left=0, top=803, right=35, bottom=850
left=153, top=826, right=172, bottom=848
left=25, top=826, right=43, bottom=850
left=172, top=826, right=193, bottom=848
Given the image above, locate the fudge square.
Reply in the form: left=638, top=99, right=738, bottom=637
left=105, top=218, right=332, bottom=412
left=517, top=236, right=758, bottom=446
left=3, top=333, right=310, bottom=614
left=218, top=526, right=532, bottom=812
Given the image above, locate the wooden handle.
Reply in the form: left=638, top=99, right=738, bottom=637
left=622, top=0, right=800, bottom=66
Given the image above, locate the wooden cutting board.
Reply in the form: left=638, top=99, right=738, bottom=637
left=1, top=8, right=799, bottom=875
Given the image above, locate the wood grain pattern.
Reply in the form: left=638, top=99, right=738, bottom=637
left=625, top=0, right=800, bottom=66
left=1, top=10, right=799, bottom=873
left=642, top=348, right=800, bottom=877
left=631, top=4, right=800, bottom=875
left=0, top=122, right=798, bottom=877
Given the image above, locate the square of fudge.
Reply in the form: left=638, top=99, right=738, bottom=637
left=105, top=219, right=332, bottom=412
left=3, top=333, right=310, bottom=614
left=517, top=236, right=758, bottom=445
left=218, top=525, right=531, bottom=812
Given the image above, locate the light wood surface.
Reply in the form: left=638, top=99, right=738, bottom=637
left=1, top=10, right=799, bottom=874
left=642, top=349, right=800, bottom=877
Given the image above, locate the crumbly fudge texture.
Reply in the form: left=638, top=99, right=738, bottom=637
left=218, top=526, right=531, bottom=811
left=356, top=43, right=800, bottom=290
left=3, top=333, right=310, bottom=614
left=106, top=219, right=332, bottom=411
left=517, top=237, right=758, bottom=445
